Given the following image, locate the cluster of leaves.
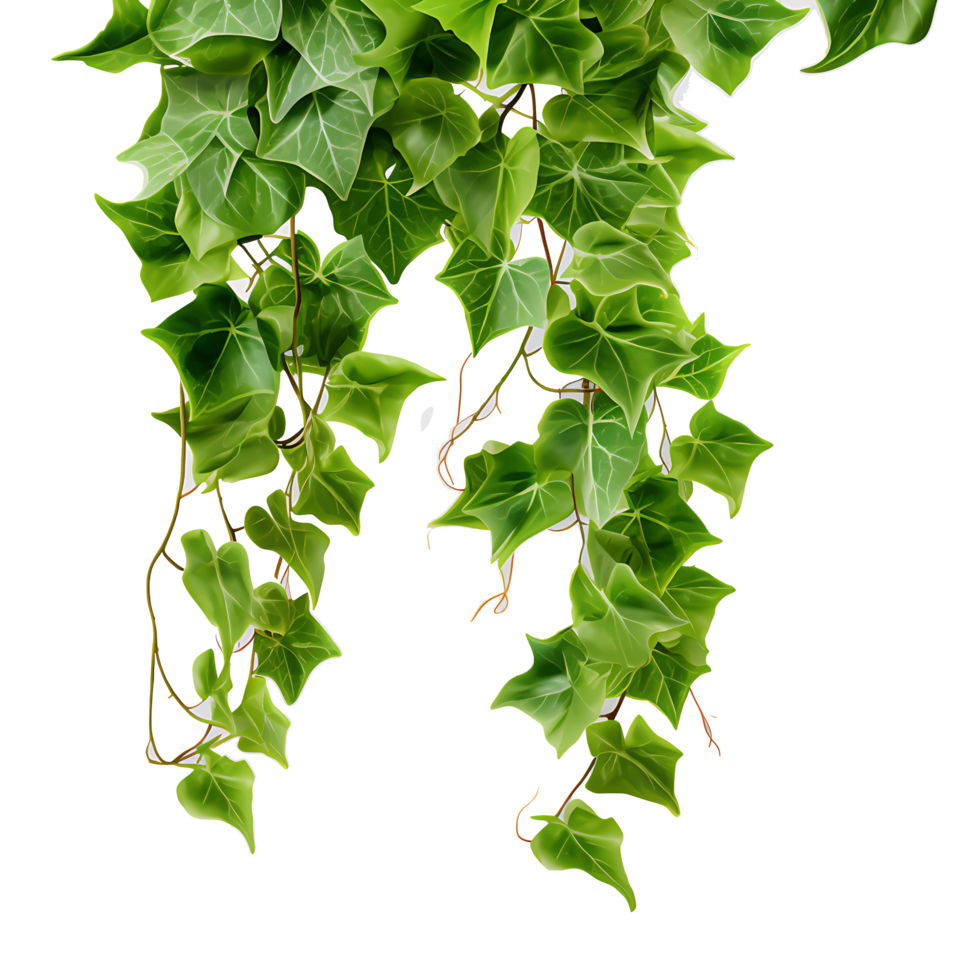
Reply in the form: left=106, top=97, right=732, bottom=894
left=58, top=0, right=936, bottom=886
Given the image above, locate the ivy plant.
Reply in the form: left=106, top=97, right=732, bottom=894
left=58, top=0, right=937, bottom=896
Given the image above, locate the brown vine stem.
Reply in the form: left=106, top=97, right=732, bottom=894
left=529, top=84, right=538, bottom=131
left=215, top=482, right=236, bottom=542
left=691, top=687, right=721, bottom=759
left=537, top=218, right=554, bottom=281
left=497, top=83, right=527, bottom=132
left=516, top=787, right=539, bottom=842
left=555, top=691, right=626, bottom=817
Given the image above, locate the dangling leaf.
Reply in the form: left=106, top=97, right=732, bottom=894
left=291, top=430, right=376, bottom=534
left=429, top=451, right=491, bottom=530
left=660, top=332, right=749, bottom=400
left=661, top=565, right=735, bottom=647
left=176, top=745, right=255, bottom=852
left=564, top=220, right=672, bottom=297
left=251, top=581, right=295, bottom=636
left=232, top=676, right=291, bottom=767
left=534, top=399, right=590, bottom=483
left=627, top=645, right=710, bottom=727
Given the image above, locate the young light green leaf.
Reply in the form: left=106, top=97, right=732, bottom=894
left=254, top=592, right=341, bottom=703
left=245, top=490, right=331, bottom=607
left=570, top=563, right=688, bottom=669
left=492, top=629, right=605, bottom=757
left=376, top=77, right=481, bottom=190
left=429, top=451, right=491, bottom=531
left=53, top=0, right=175, bottom=73
left=436, top=234, right=550, bottom=355
left=176, top=745, right=256, bottom=851
left=464, top=442, right=574, bottom=564
left=586, top=715, right=682, bottom=814
left=527, top=139, right=661, bottom=241
left=413, top=0, right=506, bottom=67
left=487, top=0, right=605, bottom=92
left=325, top=130, right=453, bottom=283
left=181, top=529, right=256, bottom=661
left=669, top=401, right=772, bottom=516
left=356, top=0, right=442, bottom=86
left=292, top=441, right=375, bottom=535
left=530, top=800, right=636, bottom=911
left=251, top=581, right=295, bottom=636
left=661, top=0, right=807, bottom=95
left=661, top=333, right=749, bottom=399
left=321, top=352, right=443, bottom=461
left=661, top=565, right=735, bottom=646
left=804, top=0, right=936, bottom=74
left=564, top=220, right=672, bottom=297
left=589, top=0, right=656, bottom=31
left=434, top=129, right=539, bottom=254
left=96, top=186, right=243, bottom=302
left=627, top=645, right=711, bottom=727
left=534, top=399, right=590, bottom=483
left=650, top=120, right=732, bottom=196
left=232, top=676, right=291, bottom=767
left=604, top=474, right=722, bottom=594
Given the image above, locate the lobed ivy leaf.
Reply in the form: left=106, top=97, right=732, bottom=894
left=181, top=529, right=256, bottom=662
left=661, top=565, right=735, bottom=646
left=176, top=744, right=255, bottom=852
left=464, top=442, right=574, bottom=564
left=428, top=451, right=491, bottom=531
left=96, top=185, right=243, bottom=301
left=628, top=644, right=710, bottom=726
left=586, top=24, right=666, bottom=81
left=407, top=30, right=482, bottom=83
left=254, top=593, right=341, bottom=703
left=534, top=399, right=591, bottom=484
left=232, top=676, right=291, bottom=767
left=492, top=629, right=605, bottom=757
left=661, top=331, right=749, bottom=399
left=487, top=0, right=605, bottom=92
left=434, top=129, right=540, bottom=255
left=649, top=119, right=732, bottom=196
left=526, top=139, right=660, bottom=241
left=251, top=580, right=295, bottom=636
left=804, top=0, right=937, bottom=74
left=589, top=0, right=657, bottom=31
left=669, top=401, right=772, bottom=516
left=436, top=234, right=550, bottom=355
left=661, top=0, right=807, bottom=95
left=290, top=418, right=375, bottom=534
left=564, top=220, right=672, bottom=297
left=544, top=285, right=696, bottom=433
left=530, top=800, right=636, bottom=910
left=143, top=284, right=278, bottom=425
left=412, top=0, right=507, bottom=67
left=321, top=352, right=443, bottom=460
left=570, top=563, right=688, bottom=669
left=376, top=77, right=482, bottom=190
left=174, top=178, right=246, bottom=261
left=585, top=715, right=682, bottom=814
left=147, top=0, right=282, bottom=74
left=245, top=490, right=331, bottom=607
left=603, top=475, right=722, bottom=594
left=53, top=0, right=176, bottom=73
left=356, top=0, right=442, bottom=86
left=325, top=130, right=453, bottom=283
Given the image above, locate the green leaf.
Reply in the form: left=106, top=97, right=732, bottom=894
left=376, top=77, right=482, bottom=190
left=53, top=0, right=176, bottom=73
left=181, top=529, right=255, bottom=661
left=176, top=745, right=255, bottom=852
left=321, top=352, right=443, bottom=461
left=149, top=0, right=282, bottom=73
left=325, top=130, right=453, bottom=283
left=291, top=429, right=376, bottom=534
left=804, top=0, right=936, bottom=73
left=407, top=30, right=482, bottom=82
left=541, top=68, right=654, bottom=153
left=534, top=398, right=590, bottom=483
left=174, top=177, right=246, bottom=261
left=356, top=0, right=442, bottom=86
left=627, top=644, right=710, bottom=726
left=661, top=565, right=735, bottom=646
left=661, top=332, right=748, bottom=399
left=543, top=286, right=696, bottom=433
left=649, top=120, right=732, bottom=196
left=185, top=143, right=305, bottom=236
left=262, top=234, right=398, bottom=368
left=412, top=0, right=507, bottom=67
left=668, top=401, right=772, bottom=516
left=661, top=0, right=807, bottom=94
left=232, top=676, right=291, bottom=767
left=586, top=25, right=665, bottom=80
left=604, top=474, right=722, bottom=594
left=190, top=648, right=236, bottom=730
left=464, top=442, right=574, bottom=564
left=142, top=284, right=278, bottom=424
left=429, top=451, right=490, bottom=530
left=571, top=563, right=687, bottom=669
left=162, top=68, right=258, bottom=154
left=434, top=129, right=540, bottom=254
left=487, top=0, right=605, bottom=92
left=586, top=715, right=682, bottom=814
left=251, top=581, right=295, bottom=636
left=492, top=629, right=605, bottom=757
left=589, top=0, right=656, bottom=30
left=530, top=800, right=636, bottom=911
left=245, top=490, right=331, bottom=607
left=564, top=220, right=672, bottom=297
left=436, top=235, right=550, bottom=355
left=96, top=186, right=243, bottom=302
left=526, top=139, right=661, bottom=241
left=255, top=86, right=377, bottom=198
left=254, top=593, right=341, bottom=703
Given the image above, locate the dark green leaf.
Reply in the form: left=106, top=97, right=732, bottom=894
left=627, top=645, right=710, bottom=726
left=661, top=565, right=735, bottom=646
left=413, top=0, right=507, bottom=67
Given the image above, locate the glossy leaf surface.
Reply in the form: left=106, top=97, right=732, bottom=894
left=176, top=745, right=255, bottom=852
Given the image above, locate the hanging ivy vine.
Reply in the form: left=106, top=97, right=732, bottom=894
left=58, top=0, right=937, bottom=897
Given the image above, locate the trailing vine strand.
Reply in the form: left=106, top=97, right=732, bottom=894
left=58, top=0, right=937, bottom=900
